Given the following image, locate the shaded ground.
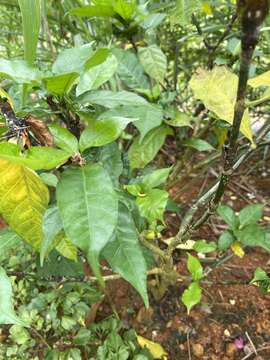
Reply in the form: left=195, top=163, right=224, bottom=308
left=103, top=154, right=270, bottom=360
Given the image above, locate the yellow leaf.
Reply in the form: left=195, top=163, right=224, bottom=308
left=190, top=67, right=254, bottom=145
left=248, top=70, right=270, bottom=88
left=55, top=231, right=78, bottom=261
left=0, top=88, right=14, bottom=109
left=0, top=159, right=49, bottom=250
left=137, top=335, right=167, bottom=359
left=202, top=2, right=213, bottom=15
left=231, top=241, right=245, bottom=258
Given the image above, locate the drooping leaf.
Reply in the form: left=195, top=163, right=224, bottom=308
left=76, top=54, right=118, bottom=96
left=138, top=45, right=167, bottom=82
left=52, top=45, right=93, bottom=74
left=190, top=67, right=254, bottom=144
left=112, top=48, right=149, bottom=89
left=18, top=0, right=41, bottom=65
left=184, top=138, right=215, bottom=152
left=187, top=253, right=203, bottom=281
left=48, top=124, right=79, bottom=154
left=0, top=267, right=27, bottom=326
left=79, top=117, right=132, bottom=151
left=239, top=204, right=264, bottom=229
left=128, top=126, right=172, bottom=169
left=102, top=203, right=148, bottom=306
left=137, top=335, right=168, bottom=359
left=40, top=206, right=63, bottom=266
left=43, top=72, right=79, bottom=96
left=0, top=59, right=41, bottom=84
left=0, top=142, right=71, bottom=170
left=181, top=281, right=202, bottom=314
left=0, top=160, right=49, bottom=250
left=77, top=90, right=147, bottom=108
left=56, top=163, right=118, bottom=283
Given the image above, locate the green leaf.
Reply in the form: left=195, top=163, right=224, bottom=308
left=193, top=240, right=217, bottom=253
left=128, top=126, right=172, bottom=169
left=70, top=5, right=115, bottom=18
left=0, top=229, right=21, bottom=260
left=112, top=48, right=149, bottom=89
left=165, top=111, right=193, bottom=128
left=56, top=163, right=118, bottom=284
left=248, top=70, right=270, bottom=88
left=171, top=0, right=201, bottom=25
left=49, top=124, right=79, bottom=154
left=218, top=230, right=235, bottom=251
left=0, top=142, right=71, bottom=170
left=181, top=281, right=202, bottom=315
left=98, top=142, right=123, bottom=185
left=187, top=253, right=203, bottom=281
left=237, top=224, right=268, bottom=250
left=239, top=204, right=264, bottom=229
left=79, top=117, right=131, bottom=151
left=217, top=205, right=238, bottom=230
left=0, top=267, right=28, bottom=326
left=141, top=13, right=166, bottom=29
left=102, top=203, right=148, bottom=306
left=85, top=48, right=110, bottom=70
left=43, top=72, right=79, bottom=96
left=40, top=206, right=63, bottom=266
left=0, top=159, right=49, bottom=250
left=113, top=0, right=136, bottom=20
left=52, top=45, right=93, bottom=74
left=77, top=90, right=147, bottom=108
left=184, top=138, right=215, bottom=152
left=39, top=173, right=58, bottom=187
left=190, top=67, right=254, bottom=144
left=0, top=59, right=41, bottom=84
left=141, top=167, right=171, bottom=189
left=251, top=267, right=270, bottom=283
left=136, top=189, right=169, bottom=225
left=55, top=232, right=78, bottom=262
left=76, top=54, right=118, bottom=96
left=18, top=0, right=41, bottom=65
left=138, top=45, right=167, bottom=82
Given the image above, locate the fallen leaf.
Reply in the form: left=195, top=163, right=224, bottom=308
left=137, top=335, right=168, bottom=359
left=231, top=241, right=245, bottom=258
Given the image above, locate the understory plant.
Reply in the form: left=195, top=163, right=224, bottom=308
left=0, top=0, right=270, bottom=358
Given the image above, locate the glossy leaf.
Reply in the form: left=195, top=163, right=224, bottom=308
left=0, top=160, right=49, bottom=250
left=56, top=163, right=118, bottom=283
left=0, top=142, right=71, bottom=170
left=187, top=253, right=203, bottom=281
left=239, top=204, right=264, bottom=229
left=52, top=45, right=93, bottom=74
left=77, top=90, right=147, bottom=108
left=102, top=203, right=148, bottom=306
left=49, top=124, right=79, bottom=154
left=18, top=0, right=41, bottom=65
left=182, top=281, right=202, bottom=315
left=0, top=59, right=41, bottom=83
left=0, top=267, right=27, bottom=326
left=128, top=126, right=172, bottom=169
left=138, top=45, right=167, bottom=82
left=113, top=48, right=149, bottom=89
left=79, top=117, right=131, bottom=151
left=43, top=72, right=79, bottom=96
left=76, top=54, right=118, bottom=96
left=190, top=67, right=254, bottom=144
left=70, top=5, right=115, bottom=18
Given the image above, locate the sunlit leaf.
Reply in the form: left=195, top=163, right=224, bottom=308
left=137, top=335, right=168, bottom=359
left=43, top=72, right=79, bottom=96
left=181, top=281, right=202, bottom=314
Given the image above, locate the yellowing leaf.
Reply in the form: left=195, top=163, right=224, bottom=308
left=231, top=241, right=245, bottom=258
left=55, top=232, right=78, bottom=262
left=0, top=87, right=14, bottom=109
left=248, top=70, right=270, bottom=88
left=0, top=160, right=49, bottom=250
left=190, top=67, right=254, bottom=144
left=202, top=2, right=213, bottom=15
left=137, top=335, right=167, bottom=359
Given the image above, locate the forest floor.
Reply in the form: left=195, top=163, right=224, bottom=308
left=102, top=152, right=270, bottom=360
